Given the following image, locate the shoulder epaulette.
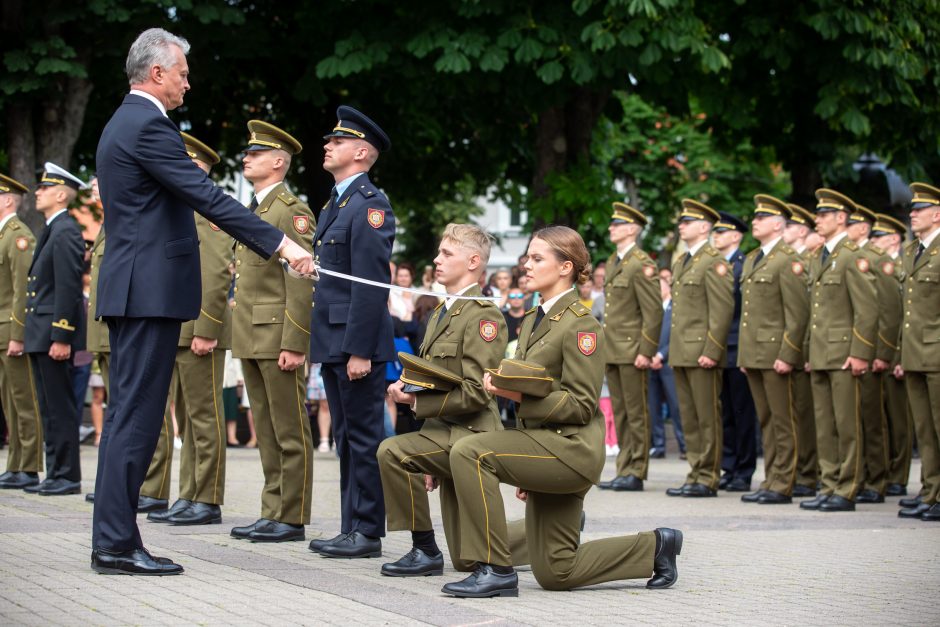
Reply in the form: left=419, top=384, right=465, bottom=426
left=845, top=241, right=859, bottom=251
left=703, top=245, right=718, bottom=257
left=869, top=244, right=885, bottom=255
left=476, top=298, right=496, bottom=308
left=277, top=191, right=297, bottom=206
left=781, top=244, right=795, bottom=255
left=355, top=180, right=379, bottom=198
left=568, top=301, right=590, bottom=317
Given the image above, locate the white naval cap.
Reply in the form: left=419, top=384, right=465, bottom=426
left=38, top=162, right=86, bottom=190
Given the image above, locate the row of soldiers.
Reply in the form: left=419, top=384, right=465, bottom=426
left=597, top=184, right=940, bottom=521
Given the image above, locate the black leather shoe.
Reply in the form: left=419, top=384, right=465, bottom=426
left=921, top=503, right=940, bottom=521
left=758, top=490, right=792, bottom=505
left=231, top=518, right=271, bottom=539
left=854, top=489, right=885, bottom=504
left=0, top=471, right=39, bottom=489
left=24, top=478, right=53, bottom=494
left=309, top=532, right=348, bottom=553
left=441, top=564, right=518, bottom=598
left=725, top=478, right=751, bottom=492
left=137, top=495, right=169, bottom=513
left=898, top=503, right=931, bottom=518
left=247, top=520, right=305, bottom=543
left=649, top=449, right=665, bottom=459
left=168, top=502, right=221, bottom=526
left=91, top=547, right=183, bottom=576
left=85, top=492, right=95, bottom=503
left=647, top=528, right=682, bottom=589
left=800, top=494, right=830, bottom=510
left=602, top=475, right=643, bottom=491
left=0, top=471, right=14, bottom=482
left=899, top=495, right=923, bottom=508
left=718, top=475, right=730, bottom=490
left=886, top=483, right=907, bottom=497
left=819, top=494, right=855, bottom=512
left=317, top=530, right=381, bottom=557
left=38, top=478, right=81, bottom=495
left=684, top=483, right=717, bottom=497
left=381, top=548, right=444, bottom=577
left=741, top=489, right=768, bottom=503
left=792, top=484, right=816, bottom=497
left=147, top=498, right=193, bottom=523
left=666, top=484, right=690, bottom=497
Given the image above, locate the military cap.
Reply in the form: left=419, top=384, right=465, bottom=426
left=713, top=211, right=747, bottom=234
left=678, top=199, right=720, bottom=224
left=814, top=188, right=856, bottom=214
left=611, top=201, right=648, bottom=226
left=245, top=120, right=303, bottom=155
left=38, top=162, right=84, bottom=190
left=323, top=105, right=391, bottom=152
left=909, top=182, right=940, bottom=210
left=871, top=213, right=907, bottom=237
left=752, top=194, right=792, bottom=220
left=847, top=204, right=876, bottom=226
left=181, top=132, right=220, bottom=166
left=399, top=353, right=461, bottom=392
left=0, top=173, right=29, bottom=195
left=786, top=203, right=815, bottom=227
left=485, top=359, right=553, bottom=398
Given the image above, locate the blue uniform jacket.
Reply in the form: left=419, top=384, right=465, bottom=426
left=725, top=248, right=745, bottom=367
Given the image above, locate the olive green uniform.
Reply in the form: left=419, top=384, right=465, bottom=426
left=901, top=233, right=940, bottom=505
left=378, top=285, right=527, bottom=569
left=792, top=248, right=818, bottom=490
left=738, top=240, right=809, bottom=495
left=669, top=244, right=734, bottom=490
left=232, top=183, right=314, bottom=525
left=808, top=235, right=877, bottom=500
left=0, top=217, right=41, bottom=473
left=86, top=230, right=110, bottom=386
left=451, top=290, right=656, bottom=590
left=879, top=253, right=911, bottom=488
left=602, top=247, right=662, bottom=480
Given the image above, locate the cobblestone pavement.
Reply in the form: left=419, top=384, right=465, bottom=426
left=0, top=444, right=937, bottom=626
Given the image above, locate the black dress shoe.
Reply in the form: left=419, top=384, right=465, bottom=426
left=38, top=478, right=81, bottom=495
left=441, top=564, right=518, bottom=598
left=247, top=520, right=305, bottom=543
left=757, top=490, right=792, bottom=504
left=854, top=489, right=885, bottom=504
left=886, top=483, right=907, bottom=497
left=309, top=532, right=348, bottom=553
left=899, top=495, right=923, bottom=508
left=666, top=484, right=690, bottom=497
left=921, top=503, right=940, bottom=521
left=819, top=494, right=855, bottom=512
left=799, top=494, right=830, bottom=510
left=647, top=528, right=682, bottom=589
left=137, top=495, right=169, bottom=513
left=0, top=471, right=14, bottom=482
left=741, top=489, right=768, bottom=503
left=317, top=530, right=381, bottom=557
left=168, top=502, right=221, bottom=526
left=792, top=484, right=816, bottom=498
left=725, top=478, right=751, bottom=492
left=650, top=449, right=665, bottom=459
left=24, top=478, right=53, bottom=494
left=684, top=483, right=717, bottom=497
left=718, top=475, right=730, bottom=490
left=898, top=503, right=931, bottom=518
left=381, top=548, right=444, bottom=577
left=603, top=475, right=643, bottom=491
left=231, top=518, right=271, bottom=539
left=0, top=471, right=39, bottom=489
left=147, top=498, right=193, bottom=523
left=85, top=492, right=95, bottom=503
left=91, top=547, right=183, bottom=576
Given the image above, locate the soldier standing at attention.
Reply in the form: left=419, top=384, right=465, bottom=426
left=228, top=121, right=315, bottom=542
left=0, top=174, right=41, bottom=491
left=598, top=202, right=662, bottom=492
left=896, top=182, right=940, bottom=521
left=665, top=200, right=734, bottom=498
left=737, top=196, right=809, bottom=505
left=800, top=189, right=877, bottom=513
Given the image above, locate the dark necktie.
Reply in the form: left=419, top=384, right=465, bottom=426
left=821, top=246, right=830, bottom=266
left=248, top=196, right=259, bottom=212
left=436, top=304, right=448, bottom=325
left=533, top=306, right=546, bottom=330
left=683, top=252, right=692, bottom=266
left=754, top=250, right=764, bottom=266
left=914, top=242, right=926, bottom=264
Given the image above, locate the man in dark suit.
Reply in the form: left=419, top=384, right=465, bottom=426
left=649, top=269, right=685, bottom=458
left=92, top=28, right=313, bottom=576
left=308, top=106, right=396, bottom=559
left=24, top=163, right=86, bottom=497
left=712, top=212, right=758, bottom=492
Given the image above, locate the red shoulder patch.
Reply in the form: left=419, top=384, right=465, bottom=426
left=882, top=260, right=895, bottom=276
left=715, top=262, right=728, bottom=277
left=367, top=208, right=385, bottom=229
left=209, top=222, right=221, bottom=231
left=293, top=215, right=310, bottom=234
left=479, top=320, right=498, bottom=342
left=15, top=237, right=29, bottom=251
left=791, top=261, right=803, bottom=275
left=643, top=264, right=656, bottom=278
left=856, top=258, right=870, bottom=273
left=577, top=332, right=597, bottom=356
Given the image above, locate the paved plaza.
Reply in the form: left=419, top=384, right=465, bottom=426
left=0, top=442, right=937, bottom=626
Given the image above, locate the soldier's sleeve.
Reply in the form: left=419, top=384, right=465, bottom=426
left=702, top=258, right=734, bottom=362
left=778, top=256, right=809, bottom=366
left=193, top=221, right=233, bottom=340
left=415, top=305, right=507, bottom=421
left=636, top=261, right=663, bottom=357
left=278, top=201, right=315, bottom=354
left=846, top=251, right=877, bottom=361
left=874, top=267, right=901, bottom=362
left=517, top=315, right=603, bottom=426
left=50, top=225, right=84, bottom=344
left=9, top=234, right=34, bottom=342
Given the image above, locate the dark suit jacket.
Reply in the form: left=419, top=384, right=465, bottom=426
left=309, top=173, right=395, bottom=364
left=95, top=94, right=283, bottom=320
left=725, top=248, right=745, bottom=366
left=24, top=211, right=86, bottom=353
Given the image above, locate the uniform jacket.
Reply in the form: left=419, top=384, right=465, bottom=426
left=668, top=243, right=734, bottom=367
left=737, top=240, right=809, bottom=369
left=414, top=285, right=506, bottom=447
left=900, top=234, right=940, bottom=372
left=807, top=235, right=877, bottom=370
left=309, top=173, right=395, bottom=364
left=95, top=94, right=283, bottom=320
left=601, top=247, right=662, bottom=364
left=24, top=211, right=85, bottom=353
left=86, top=229, right=109, bottom=353
left=879, top=253, right=904, bottom=367
left=179, top=213, right=234, bottom=350
left=513, top=290, right=605, bottom=483
left=861, top=241, right=902, bottom=364
left=0, top=216, right=34, bottom=344
left=724, top=248, right=746, bottom=366
left=232, top=183, right=314, bottom=360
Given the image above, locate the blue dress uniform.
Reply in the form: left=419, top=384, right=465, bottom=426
left=311, top=106, right=396, bottom=546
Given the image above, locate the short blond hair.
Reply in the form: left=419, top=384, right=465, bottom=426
left=442, top=223, right=492, bottom=266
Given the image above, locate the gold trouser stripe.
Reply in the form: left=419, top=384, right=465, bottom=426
left=850, top=378, right=863, bottom=498
left=786, top=373, right=798, bottom=490
left=712, top=369, right=722, bottom=486
left=294, top=367, right=310, bottom=521
left=25, top=357, right=42, bottom=466
left=211, top=351, right=223, bottom=503
left=852, top=328, right=874, bottom=348
left=200, top=308, right=223, bottom=325
left=400, top=449, right=446, bottom=529
left=641, top=370, right=650, bottom=478
left=285, top=310, right=310, bottom=335
left=878, top=376, right=890, bottom=484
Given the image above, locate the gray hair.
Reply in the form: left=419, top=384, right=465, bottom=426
left=126, top=28, right=191, bottom=85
